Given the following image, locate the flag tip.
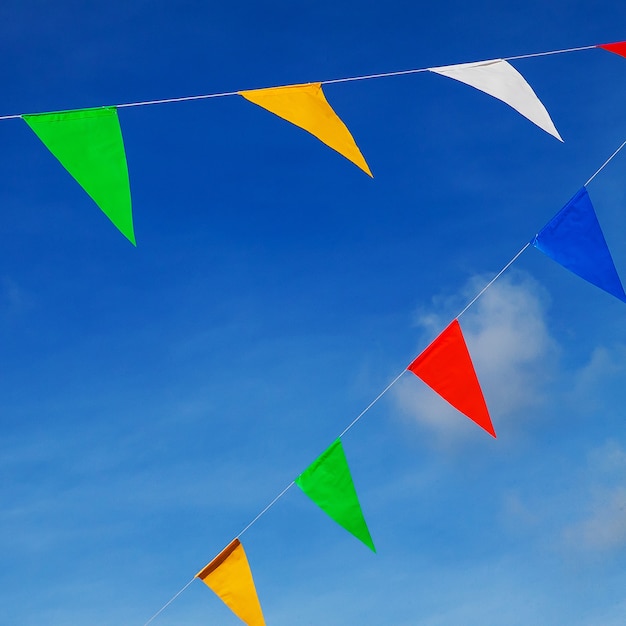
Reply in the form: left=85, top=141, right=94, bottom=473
left=123, top=229, right=136, bottom=246
left=477, top=420, right=497, bottom=438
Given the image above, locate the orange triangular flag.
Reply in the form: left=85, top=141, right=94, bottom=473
left=196, top=539, right=266, bottom=626
left=239, top=82, right=372, bottom=176
left=407, top=319, right=496, bottom=437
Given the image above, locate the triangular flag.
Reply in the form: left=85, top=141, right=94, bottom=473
left=239, top=82, right=372, bottom=176
left=295, top=438, right=375, bottom=551
left=597, top=41, right=626, bottom=58
left=532, top=187, right=626, bottom=302
left=407, top=319, right=496, bottom=437
left=196, top=538, right=266, bottom=626
left=23, top=107, right=135, bottom=244
left=428, top=59, right=562, bottom=141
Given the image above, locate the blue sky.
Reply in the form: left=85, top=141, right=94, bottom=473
left=2, top=1, right=626, bottom=624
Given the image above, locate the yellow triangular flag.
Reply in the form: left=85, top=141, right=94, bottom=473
left=196, top=538, right=266, bottom=626
left=240, top=82, right=372, bottom=176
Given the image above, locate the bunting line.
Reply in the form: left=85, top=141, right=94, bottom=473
left=142, top=577, right=196, bottom=626
left=585, top=139, right=626, bottom=186
left=456, top=243, right=532, bottom=319
left=235, top=482, right=295, bottom=539
left=138, top=127, right=626, bottom=626
left=0, top=42, right=611, bottom=121
left=505, top=45, right=596, bottom=62
left=139, top=131, right=626, bottom=623
left=137, top=54, right=626, bottom=626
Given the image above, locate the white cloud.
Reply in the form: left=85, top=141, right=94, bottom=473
left=497, top=438, right=626, bottom=556
left=394, top=271, right=556, bottom=442
left=566, top=345, right=626, bottom=414
left=587, top=439, right=626, bottom=475
left=500, top=491, right=541, bottom=531
left=562, top=486, right=626, bottom=552
left=559, top=440, right=626, bottom=554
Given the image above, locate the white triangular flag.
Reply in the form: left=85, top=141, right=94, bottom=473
left=429, top=59, right=562, bottom=141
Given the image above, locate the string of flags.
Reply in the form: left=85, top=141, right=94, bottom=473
left=144, top=42, right=626, bottom=626
left=143, top=137, right=626, bottom=626
left=7, top=39, right=626, bottom=626
left=6, top=40, right=625, bottom=246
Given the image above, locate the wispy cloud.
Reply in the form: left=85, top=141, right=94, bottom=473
left=562, top=486, right=626, bottom=551
left=497, top=438, right=626, bottom=557
left=566, top=344, right=626, bottom=414
left=561, top=439, right=626, bottom=553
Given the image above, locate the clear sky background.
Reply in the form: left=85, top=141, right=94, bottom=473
left=2, top=1, right=626, bottom=625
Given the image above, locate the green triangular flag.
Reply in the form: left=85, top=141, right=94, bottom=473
left=23, top=106, right=135, bottom=245
left=295, top=438, right=375, bottom=552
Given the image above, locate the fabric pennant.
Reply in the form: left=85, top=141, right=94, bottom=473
left=295, top=438, right=375, bottom=551
left=407, top=320, right=496, bottom=437
left=239, top=82, right=372, bottom=176
left=532, top=187, right=626, bottom=302
left=196, top=538, right=266, bottom=626
left=23, top=106, right=135, bottom=244
left=428, top=59, right=562, bottom=141
left=597, top=41, right=626, bottom=58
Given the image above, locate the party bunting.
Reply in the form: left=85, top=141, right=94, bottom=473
left=239, top=82, right=372, bottom=176
left=597, top=41, right=626, bottom=58
left=428, top=59, right=562, bottom=141
left=295, top=438, right=376, bottom=551
left=196, top=538, right=266, bottom=626
left=532, top=187, right=626, bottom=302
left=23, top=107, right=135, bottom=244
left=407, top=319, right=496, bottom=437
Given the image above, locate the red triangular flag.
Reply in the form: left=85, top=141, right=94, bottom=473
left=597, top=41, right=626, bottom=58
left=407, top=319, right=496, bottom=437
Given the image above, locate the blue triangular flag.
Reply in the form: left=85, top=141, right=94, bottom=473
left=532, top=187, right=626, bottom=302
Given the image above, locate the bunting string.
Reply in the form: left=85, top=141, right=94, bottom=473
left=141, top=129, right=626, bottom=623
left=455, top=243, right=532, bottom=319
left=338, top=370, right=408, bottom=439
left=504, top=44, right=596, bottom=61
left=0, top=7, right=622, bottom=619
left=0, top=32, right=617, bottom=625
left=10, top=38, right=625, bottom=245
left=142, top=577, right=196, bottom=626
left=324, top=44, right=597, bottom=85
left=236, top=482, right=295, bottom=538
left=585, top=138, right=626, bottom=186
left=0, top=42, right=609, bottom=121
left=18, top=37, right=616, bottom=623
